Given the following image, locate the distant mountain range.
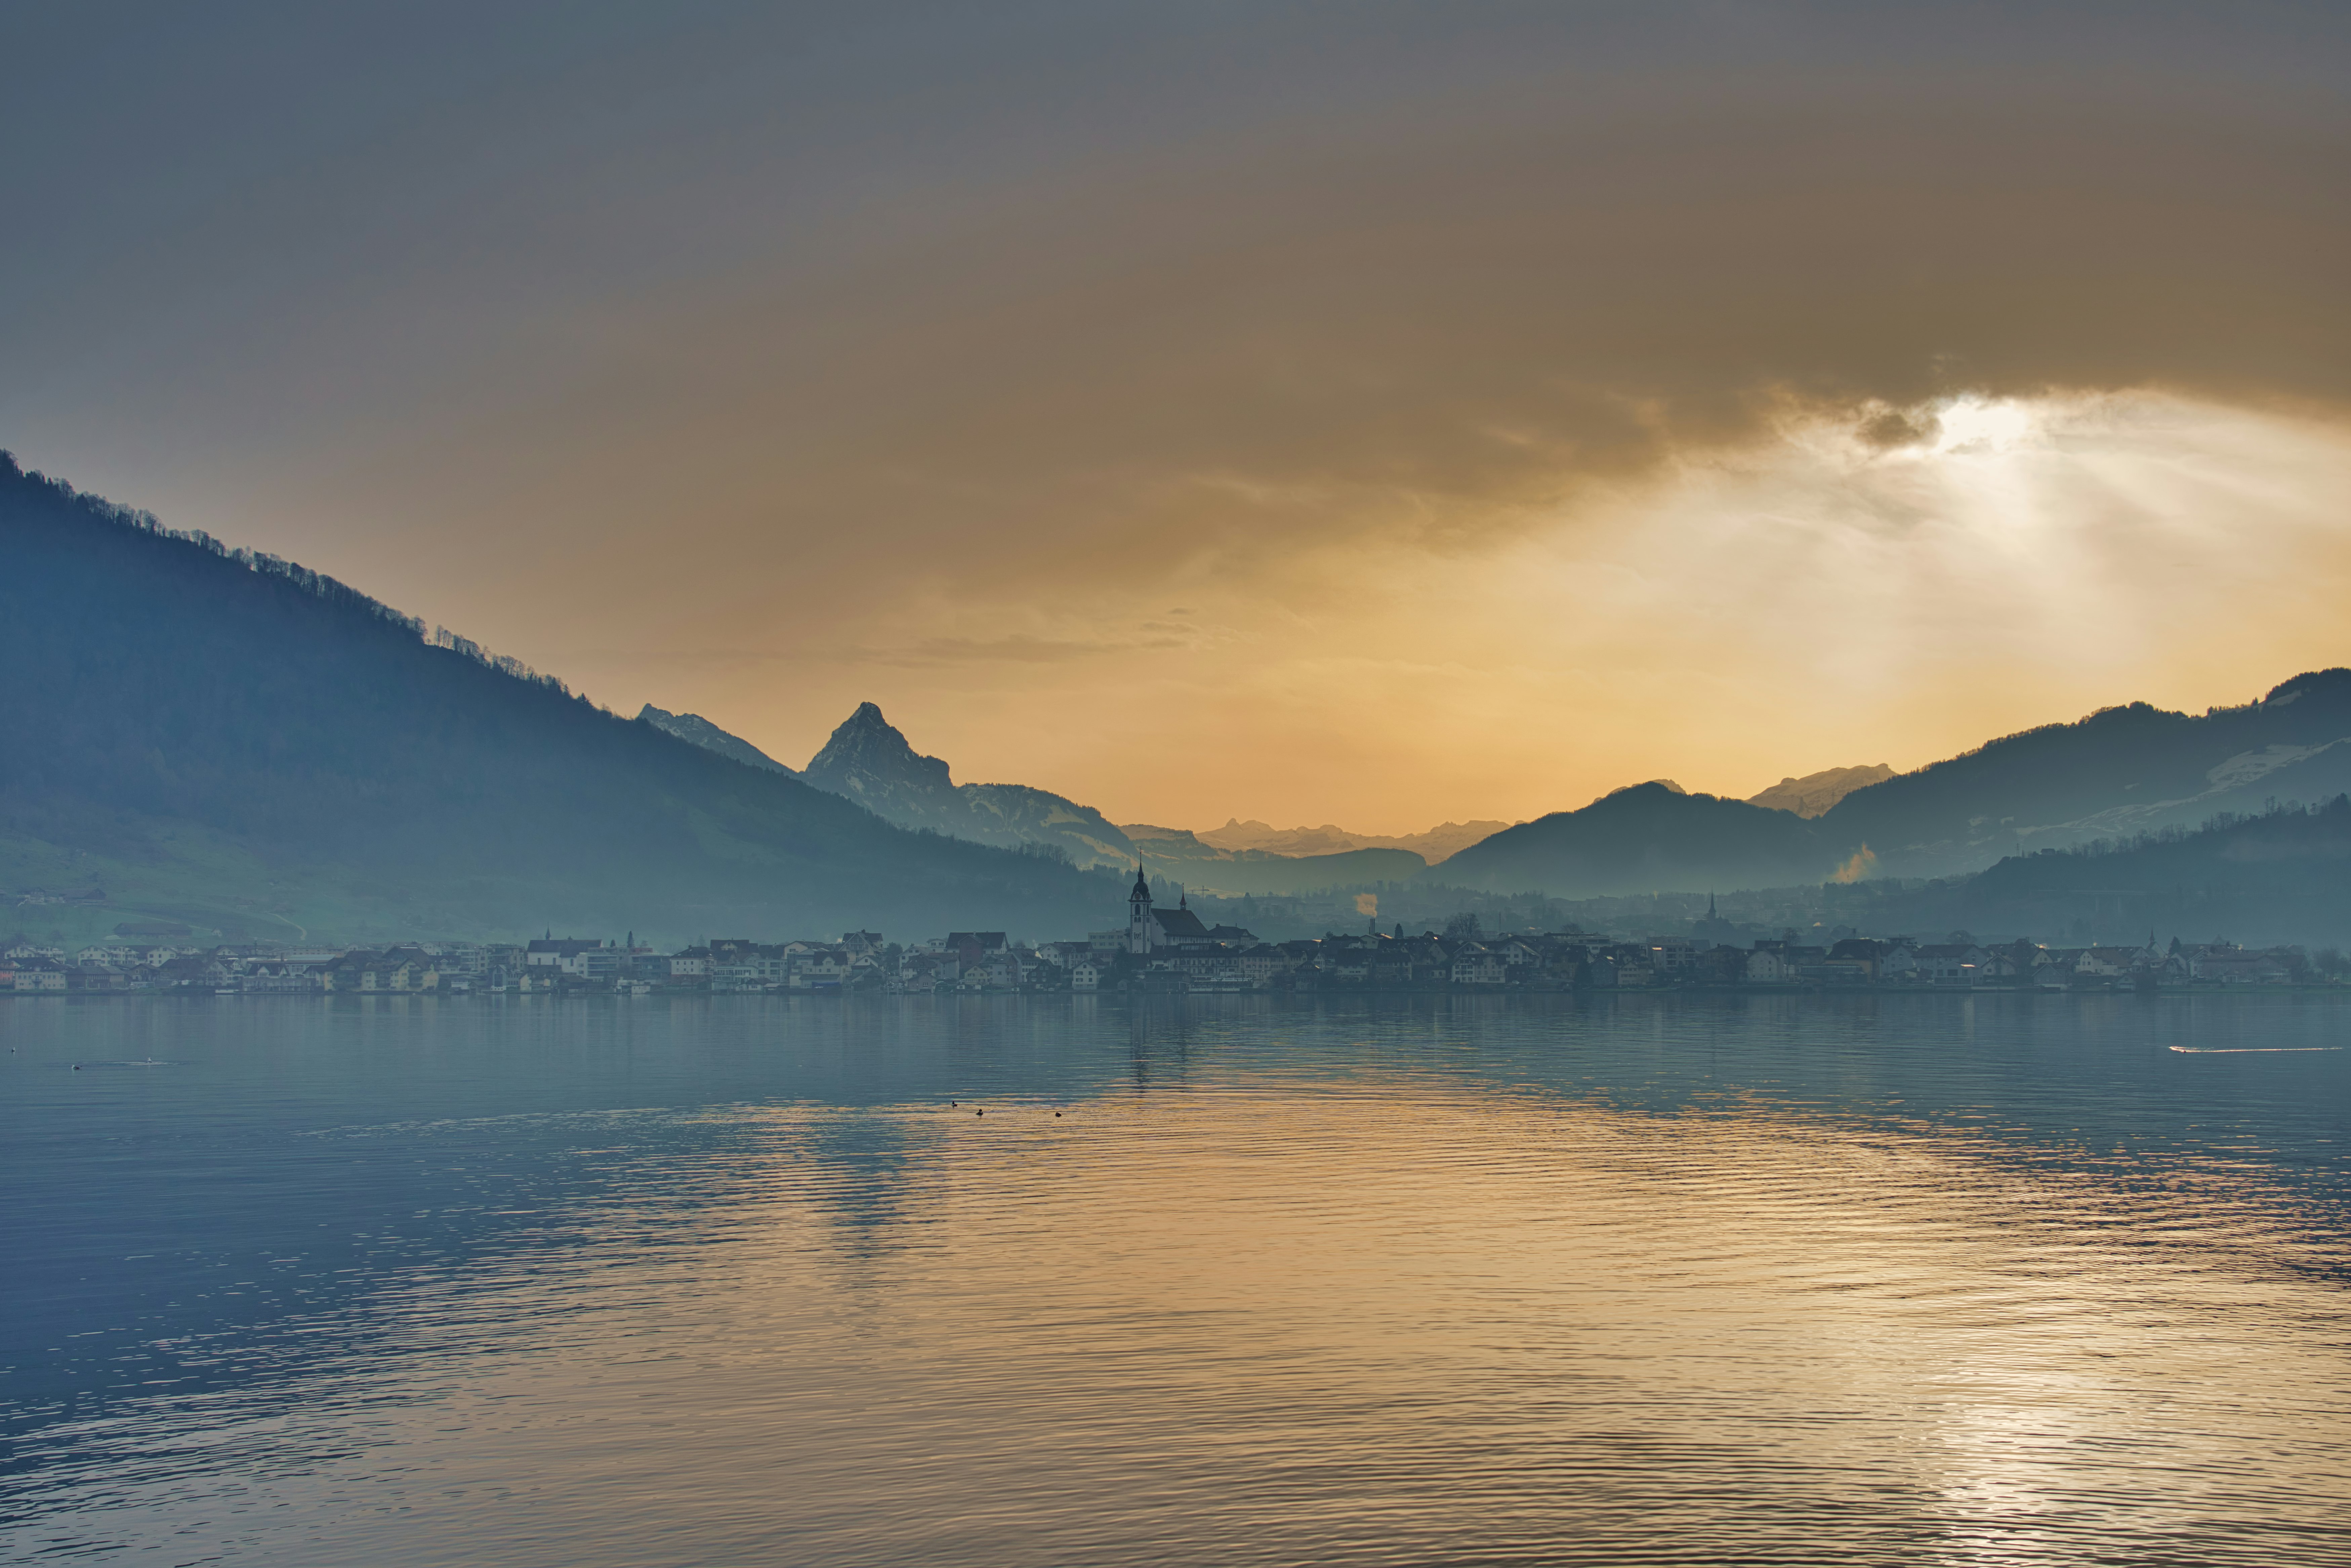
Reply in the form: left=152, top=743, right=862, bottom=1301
left=1852, top=794, right=2351, bottom=948
left=0, top=456, right=1109, bottom=944
left=801, top=702, right=1138, bottom=870
left=9, top=450, right=2348, bottom=939
left=1195, top=818, right=1512, bottom=863
left=714, top=675, right=2351, bottom=905
left=1151, top=764, right=1885, bottom=871
left=1960, top=794, right=2351, bottom=943
left=1440, top=674, right=2351, bottom=896
left=786, top=703, right=1424, bottom=896
left=1743, top=764, right=1894, bottom=818
left=653, top=703, right=1498, bottom=876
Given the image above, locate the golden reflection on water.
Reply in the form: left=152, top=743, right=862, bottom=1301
left=249, top=1078, right=2351, bottom=1567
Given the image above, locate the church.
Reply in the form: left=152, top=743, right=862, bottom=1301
left=1127, top=866, right=1251, bottom=955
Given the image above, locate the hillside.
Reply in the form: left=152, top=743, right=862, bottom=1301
left=793, top=704, right=1428, bottom=895
left=1437, top=782, right=1828, bottom=897
left=1876, top=797, right=2351, bottom=948
left=1815, top=677, right=2351, bottom=875
left=0, top=456, right=1115, bottom=945
left=799, top=703, right=1143, bottom=871
left=1746, top=764, right=1894, bottom=818
left=1442, top=675, right=2351, bottom=898
left=638, top=706, right=797, bottom=776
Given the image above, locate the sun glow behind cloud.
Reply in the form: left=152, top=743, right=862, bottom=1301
left=906, top=390, right=2351, bottom=831
left=372, top=386, right=2349, bottom=835
left=552, top=387, right=2350, bottom=834
left=10, top=6, right=2349, bottom=834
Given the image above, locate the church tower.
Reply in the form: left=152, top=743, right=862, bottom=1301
left=1127, top=864, right=1154, bottom=955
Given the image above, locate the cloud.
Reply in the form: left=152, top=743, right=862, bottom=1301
left=11, top=5, right=2351, bottom=828
left=423, top=63, right=2347, bottom=649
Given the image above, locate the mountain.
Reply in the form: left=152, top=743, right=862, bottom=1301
left=0, top=456, right=1112, bottom=944
left=1815, top=676, right=2351, bottom=876
left=798, top=705, right=1428, bottom=895
left=638, top=706, right=797, bottom=776
left=1195, top=817, right=1514, bottom=863
left=1883, top=795, right=2351, bottom=948
left=1746, top=764, right=1893, bottom=818
left=1437, top=782, right=1828, bottom=896
left=1440, top=674, right=2351, bottom=898
left=800, top=704, right=1142, bottom=871
left=1118, top=823, right=1426, bottom=897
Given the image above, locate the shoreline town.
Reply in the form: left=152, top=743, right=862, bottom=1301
left=6, top=870, right=2331, bottom=996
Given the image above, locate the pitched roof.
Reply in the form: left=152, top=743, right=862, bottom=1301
left=1151, top=906, right=1212, bottom=939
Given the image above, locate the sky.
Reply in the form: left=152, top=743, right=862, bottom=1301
left=6, top=2, right=2349, bottom=833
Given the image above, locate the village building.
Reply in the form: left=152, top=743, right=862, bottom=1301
left=1125, top=868, right=1224, bottom=954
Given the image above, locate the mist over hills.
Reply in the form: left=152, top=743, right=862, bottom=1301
left=1436, top=783, right=1831, bottom=899
left=1744, top=765, right=1894, bottom=819
left=1118, top=827, right=1424, bottom=898
left=1969, top=795, right=2351, bottom=944
left=0, top=457, right=1109, bottom=944
left=792, top=704, right=1424, bottom=895
left=1820, top=679, right=2351, bottom=874
left=1439, top=674, right=2351, bottom=898
left=1196, top=818, right=1512, bottom=864
left=8, top=450, right=2348, bottom=944
left=1855, top=795, right=2351, bottom=949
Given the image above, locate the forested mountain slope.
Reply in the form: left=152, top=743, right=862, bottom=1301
left=1815, top=673, right=2351, bottom=875
left=1881, top=796, right=2351, bottom=948
left=1435, top=782, right=1829, bottom=896
left=1441, top=674, right=2351, bottom=898
left=0, top=456, right=1112, bottom=944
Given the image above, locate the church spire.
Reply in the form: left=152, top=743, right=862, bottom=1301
left=1128, top=861, right=1154, bottom=956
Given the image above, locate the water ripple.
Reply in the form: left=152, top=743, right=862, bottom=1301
left=3, top=993, right=2347, bottom=1564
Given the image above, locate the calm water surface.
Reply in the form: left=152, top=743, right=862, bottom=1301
left=4, top=992, right=2349, bottom=1565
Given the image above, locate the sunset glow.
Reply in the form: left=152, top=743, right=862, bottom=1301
left=7, top=9, right=2344, bottom=836
left=10, top=12, right=2351, bottom=1567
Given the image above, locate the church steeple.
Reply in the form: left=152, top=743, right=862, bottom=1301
left=1127, top=862, right=1154, bottom=956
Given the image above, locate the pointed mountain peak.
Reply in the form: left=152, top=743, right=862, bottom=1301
left=805, top=701, right=955, bottom=800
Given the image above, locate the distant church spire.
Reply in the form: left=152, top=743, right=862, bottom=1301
left=1128, top=861, right=1154, bottom=956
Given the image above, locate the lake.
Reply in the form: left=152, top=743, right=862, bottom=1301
left=4, top=991, right=2348, bottom=1565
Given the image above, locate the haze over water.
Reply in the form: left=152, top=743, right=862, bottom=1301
left=5, top=994, right=2349, bottom=1566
